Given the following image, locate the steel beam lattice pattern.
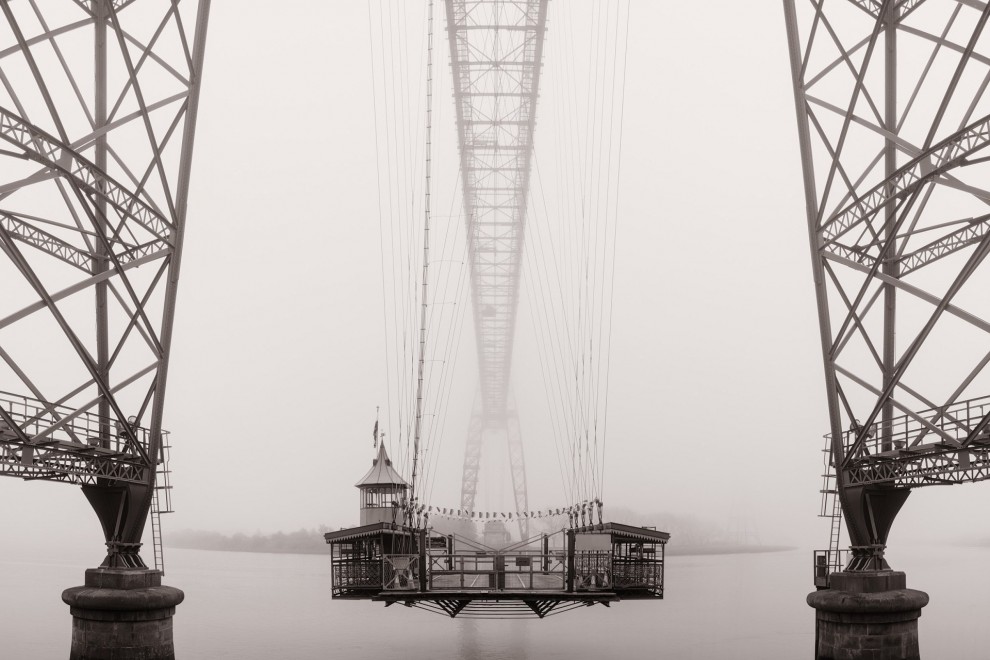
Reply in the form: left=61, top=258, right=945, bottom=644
left=785, top=0, right=990, bottom=552
left=0, top=1, right=210, bottom=506
left=446, top=0, right=548, bottom=519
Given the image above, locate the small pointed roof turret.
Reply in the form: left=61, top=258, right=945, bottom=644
left=355, top=443, right=409, bottom=488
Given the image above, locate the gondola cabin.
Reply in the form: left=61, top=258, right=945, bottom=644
left=325, top=446, right=670, bottom=618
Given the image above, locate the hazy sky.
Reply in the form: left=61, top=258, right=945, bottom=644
left=0, top=0, right=983, bottom=565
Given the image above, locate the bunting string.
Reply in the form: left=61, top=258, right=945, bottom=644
left=391, top=498, right=605, bottom=529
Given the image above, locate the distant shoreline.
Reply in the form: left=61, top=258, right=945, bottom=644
left=165, top=530, right=795, bottom=559
left=167, top=544, right=326, bottom=556
left=666, top=544, right=795, bottom=557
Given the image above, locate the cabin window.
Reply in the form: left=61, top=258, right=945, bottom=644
left=361, top=486, right=403, bottom=509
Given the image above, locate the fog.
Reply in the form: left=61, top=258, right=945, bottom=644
left=0, top=0, right=983, bottom=572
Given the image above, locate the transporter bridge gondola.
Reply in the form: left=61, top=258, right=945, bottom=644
left=325, top=446, right=667, bottom=619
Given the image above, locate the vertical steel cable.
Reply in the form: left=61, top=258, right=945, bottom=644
left=411, top=0, right=435, bottom=504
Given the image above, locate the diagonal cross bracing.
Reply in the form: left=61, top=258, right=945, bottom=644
left=820, top=111, right=990, bottom=244
left=0, top=107, right=173, bottom=241
left=446, top=0, right=548, bottom=517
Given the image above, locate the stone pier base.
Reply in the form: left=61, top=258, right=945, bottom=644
left=808, top=571, right=928, bottom=660
left=62, top=569, right=184, bottom=660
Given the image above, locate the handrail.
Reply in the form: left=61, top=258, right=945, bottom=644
left=427, top=549, right=567, bottom=591
left=829, top=394, right=990, bottom=458
left=0, top=390, right=151, bottom=459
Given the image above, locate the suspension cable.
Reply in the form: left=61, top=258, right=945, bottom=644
left=410, top=0, right=434, bottom=503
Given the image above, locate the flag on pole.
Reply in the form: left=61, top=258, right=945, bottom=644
left=372, top=420, right=378, bottom=448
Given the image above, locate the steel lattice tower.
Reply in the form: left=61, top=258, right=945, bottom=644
left=785, top=0, right=990, bottom=570
left=0, top=0, right=211, bottom=569
left=445, top=0, right=548, bottom=533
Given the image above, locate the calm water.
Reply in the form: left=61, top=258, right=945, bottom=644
left=1, top=545, right=986, bottom=659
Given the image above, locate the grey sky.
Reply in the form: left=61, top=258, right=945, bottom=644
left=0, top=0, right=980, bottom=564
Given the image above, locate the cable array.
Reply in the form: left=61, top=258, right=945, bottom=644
left=521, top=0, right=632, bottom=510
left=366, top=0, right=632, bottom=527
left=367, top=0, right=473, bottom=510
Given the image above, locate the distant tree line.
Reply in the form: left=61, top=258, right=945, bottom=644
left=166, top=527, right=332, bottom=555
left=166, top=510, right=790, bottom=557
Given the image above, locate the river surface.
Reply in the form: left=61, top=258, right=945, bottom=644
left=1, top=545, right=986, bottom=659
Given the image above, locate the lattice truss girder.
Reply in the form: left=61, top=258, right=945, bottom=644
left=786, top=0, right=990, bottom=487
left=447, top=0, right=547, bottom=417
left=0, top=0, right=209, bottom=484
left=846, top=443, right=990, bottom=486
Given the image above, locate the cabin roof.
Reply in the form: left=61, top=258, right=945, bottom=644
left=575, top=522, right=671, bottom=544
left=323, top=522, right=446, bottom=545
left=355, top=444, right=409, bottom=488
left=324, top=522, right=404, bottom=544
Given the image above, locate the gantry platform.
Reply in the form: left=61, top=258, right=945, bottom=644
left=325, top=522, right=668, bottom=618
left=834, top=394, right=990, bottom=488
left=0, top=390, right=158, bottom=485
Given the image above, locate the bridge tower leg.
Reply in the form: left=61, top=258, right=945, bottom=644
left=61, top=483, right=184, bottom=660
left=0, top=0, right=211, bottom=654
left=781, top=0, right=949, bottom=654
left=459, top=403, right=484, bottom=521
left=840, top=484, right=910, bottom=572
left=506, top=404, right=529, bottom=540
left=460, top=399, right=530, bottom=542
left=807, top=483, right=928, bottom=659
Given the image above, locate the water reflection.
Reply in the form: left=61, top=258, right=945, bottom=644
left=458, top=618, right=528, bottom=660
left=9, top=547, right=988, bottom=659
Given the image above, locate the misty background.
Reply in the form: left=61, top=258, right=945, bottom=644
left=0, top=1, right=983, bottom=566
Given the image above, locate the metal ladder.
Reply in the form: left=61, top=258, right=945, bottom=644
left=819, top=435, right=843, bottom=574
left=150, top=432, right=173, bottom=575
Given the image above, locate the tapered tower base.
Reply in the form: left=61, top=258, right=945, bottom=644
left=62, top=569, right=184, bottom=660
left=808, top=571, right=928, bottom=660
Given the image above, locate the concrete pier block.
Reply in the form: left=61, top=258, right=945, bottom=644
left=62, top=569, right=184, bottom=660
left=808, top=571, right=928, bottom=660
